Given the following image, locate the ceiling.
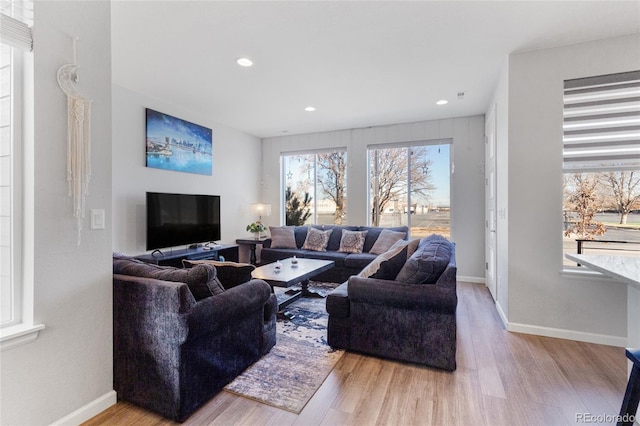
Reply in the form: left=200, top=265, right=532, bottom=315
left=111, top=1, right=640, bottom=139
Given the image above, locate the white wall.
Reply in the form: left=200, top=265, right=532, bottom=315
left=112, top=85, right=263, bottom=255
left=0, top=2, right=114, bottom=424
left=505, top=34, right=640, bottom=344
left=262, top=116, right=486, bottom=280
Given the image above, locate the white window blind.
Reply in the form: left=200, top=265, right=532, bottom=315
left=0, top=0, right=32, bottom=52
left=563, top=70, right=640, bottom=172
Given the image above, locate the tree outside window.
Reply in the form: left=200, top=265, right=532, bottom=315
left=563, top=171, right=640, bottom=262
left=282, top=150, right=347, bottom=226
left=368, top=143, right=450, bottom=238
left=562, top=71, right=640, bottom=265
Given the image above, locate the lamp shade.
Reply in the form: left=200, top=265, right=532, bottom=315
left=250, top=203, right=271, bottom=218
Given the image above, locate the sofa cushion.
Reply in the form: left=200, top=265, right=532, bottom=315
left=113, top=258, right=224, bottom=299
left=361, top=226, right=409, bottom=253
left=358, top=239, right=415, bottom=280
left=369, top=229, right=407, bottom=255
left=338, top=230, right=368, bottom=254
left=302, top=227, right=333, bottom=251
left=269, top=226, right=297, bottom=248
left=297, top=250, right=347, bottom=267
left=343, top=252, right=378, bottom=269
left=260, top=247, right=300, bottom=263
left=395, top=235, right=453, bottom=284
left=292, top=226, right=309, bottom=248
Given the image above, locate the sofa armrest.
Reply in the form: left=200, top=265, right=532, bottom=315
left=262, top=238, right=272, bottom=248
left=435, top=263, right=457, bottom=291
left=187, top=279, right=273, bottom=339
left=114, top=274, right=195, bottom=349
left=264, top=293, right=278, bottom=322
left=347, top=275, right=457, bottom=314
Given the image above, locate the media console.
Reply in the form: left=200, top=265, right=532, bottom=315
left=135, top=244, right=239, bottom=267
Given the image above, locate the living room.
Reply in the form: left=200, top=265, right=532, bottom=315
left=1, top=1, right=639, bottom=425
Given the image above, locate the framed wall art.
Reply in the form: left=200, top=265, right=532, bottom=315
left=145, top=108, right=213, bottom=175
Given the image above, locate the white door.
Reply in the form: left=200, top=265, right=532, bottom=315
left=485, top=106, right=497, bottom=301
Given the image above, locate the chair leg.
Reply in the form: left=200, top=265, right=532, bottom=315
left=618, top=349, right=640, bottom=426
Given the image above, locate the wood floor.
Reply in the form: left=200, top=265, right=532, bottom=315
left=84, top=282, right=628, bottom=425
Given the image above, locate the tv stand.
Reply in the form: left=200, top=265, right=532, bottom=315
left=135, top=244, right=239, bottom=267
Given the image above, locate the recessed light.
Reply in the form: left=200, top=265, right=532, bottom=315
left=436, top=99, right=448, bottom=105
left=236, top=57, right=253, bottom=67
left=304, top=106, right=316, bottom=112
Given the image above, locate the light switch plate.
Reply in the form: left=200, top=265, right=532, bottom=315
left=90, top=209, right=105, bottom=230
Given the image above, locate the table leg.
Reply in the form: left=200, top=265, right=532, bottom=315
left=300, top=279, right=324, bottom=298
left=249, top=244, right=257, bottom=265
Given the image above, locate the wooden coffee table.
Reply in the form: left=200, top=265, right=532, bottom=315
left=251, top=257, right=334, bottom=317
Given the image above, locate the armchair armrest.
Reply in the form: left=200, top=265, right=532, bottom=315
left=181, top=259, right=256, bottom=289
left=187, top=279, right=273, bottom=340
left=113, top=275, right=195, bottom=348
left=348, top=275, right=457, bottom=314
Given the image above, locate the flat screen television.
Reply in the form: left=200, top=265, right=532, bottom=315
left=146, top=192, right=221, bottom=251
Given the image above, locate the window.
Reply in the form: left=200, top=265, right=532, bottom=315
left=368, top=142, right=451, bottom=238
left=562, top=71, right=640, bottom=267
left=282, top=149, right=348, bottom=226
left=1, top=0, right=38, bottom=346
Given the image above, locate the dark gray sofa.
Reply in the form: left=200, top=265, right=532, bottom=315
left=326, top=235, right=457, bottom=371
left=260, top=225, right=409, bottom=283
left=113, top=256, right=277, bottom=421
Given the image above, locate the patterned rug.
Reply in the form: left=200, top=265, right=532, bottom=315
left=224, top=282, right=344, bottom=413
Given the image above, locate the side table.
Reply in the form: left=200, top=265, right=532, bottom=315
left=236, top=238, right=268, bottom=265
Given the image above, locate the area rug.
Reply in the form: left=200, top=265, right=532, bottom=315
left=224, top=282, right=344, bottom=413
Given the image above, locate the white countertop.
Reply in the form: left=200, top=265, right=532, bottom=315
left=566, top=254, right=640, bottom=290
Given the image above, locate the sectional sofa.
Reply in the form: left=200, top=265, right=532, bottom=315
left=260, top=225, right=409, bottom=283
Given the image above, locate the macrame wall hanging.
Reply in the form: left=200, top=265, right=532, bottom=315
left=56, top=37, right=92, bottom=245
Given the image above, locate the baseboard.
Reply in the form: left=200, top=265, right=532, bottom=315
left=50, top=390, right=117, bottom=426
left=507, top=322, right=627, bottom=347
left=458, top=275, right=485, bottom=284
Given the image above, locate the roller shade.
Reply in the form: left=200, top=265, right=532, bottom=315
left=563, top=70, right=640, bottom=172
left=0, top=0, right=32, bottom=51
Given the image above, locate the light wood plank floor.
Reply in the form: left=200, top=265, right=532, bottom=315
left=85, top=282, right=628, bottom=425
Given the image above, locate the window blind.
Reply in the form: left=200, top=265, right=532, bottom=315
left=563, top=70, right=640, bottom=172
left=0, top=0, right=33, bottom=51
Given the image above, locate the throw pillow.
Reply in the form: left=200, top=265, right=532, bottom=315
left=302, top=227, right=333, bottom=252
left=395, top=235, right=453, bottom=284
left=369, top=229, right=407, bottom=255
left=358, top=239, right=411, bottom=280
left=269, top=226, right=297, bottom=248
left=338, top=230, right=368, bottom=254
left=404, top=238, right=421, bottom=259
left=113, top=258, right=224, bottom=299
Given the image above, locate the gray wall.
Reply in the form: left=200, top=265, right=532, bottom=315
left=502, top=34, right=640, bottom=344
left=112, top=85, right=263, bottom=255
left=261, top=116, right=486, bottom=280
left=0, top=2, right=114, bottom=424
